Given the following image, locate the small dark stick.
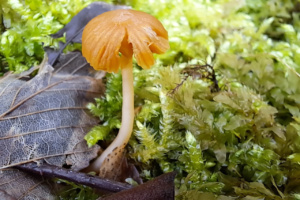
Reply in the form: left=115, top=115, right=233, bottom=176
left=14, top=163, right=132, bottom=193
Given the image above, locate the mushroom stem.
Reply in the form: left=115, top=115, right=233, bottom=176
left=87, top=58, right=134, bottom=173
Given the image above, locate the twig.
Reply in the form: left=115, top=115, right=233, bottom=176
left=167, top=76, right=188, bottom=95
left=14, top=162, right=132, bottom=193
left=168, top=63, right=220, bottom=95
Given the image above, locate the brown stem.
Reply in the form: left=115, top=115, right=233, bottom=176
left=14, top=163, right=132, bottom=193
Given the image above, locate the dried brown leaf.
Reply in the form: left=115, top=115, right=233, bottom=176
left=100, top=172, right=176, bottom=200
left=0, top=51, right=104, bottom=199
left=0, top=168, right=55, bottom=200
left=0, top=52, right=103, bottom=170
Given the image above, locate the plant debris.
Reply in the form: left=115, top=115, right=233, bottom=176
left=0, top=51, right=104, bottom=199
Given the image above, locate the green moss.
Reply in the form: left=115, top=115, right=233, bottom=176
left=86, top=0, right=300, bottom=199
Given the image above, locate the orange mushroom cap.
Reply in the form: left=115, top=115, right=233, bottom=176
left=82, top=9, right=169, bottom=73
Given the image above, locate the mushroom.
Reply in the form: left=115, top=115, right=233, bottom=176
left=82, top=9, right=169, bottom=174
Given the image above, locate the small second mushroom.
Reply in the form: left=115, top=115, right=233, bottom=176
left=82, top=9, right=169, bottom=174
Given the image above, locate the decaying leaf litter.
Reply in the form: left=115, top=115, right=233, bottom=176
left=0, top=52, right=102, bottom=170
left=0, top=51, right=102, bottom=199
